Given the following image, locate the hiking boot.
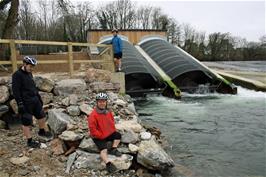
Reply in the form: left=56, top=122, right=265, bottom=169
left=109, top=148, right=122, bottom=157
left=106, top=162, right=118, bottom=174
left=27, top=140, right=40, bottom=148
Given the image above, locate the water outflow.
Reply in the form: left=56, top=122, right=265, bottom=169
left=135, top=87, right=266, bottom=177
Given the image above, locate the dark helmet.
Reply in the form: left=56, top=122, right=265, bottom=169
left=96, top=92, right=108, bottom=100
left=23, top=56, right=37, bottom=66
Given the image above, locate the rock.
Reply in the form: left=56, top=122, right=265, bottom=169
left=69, top=94, right=78, bottom=105
left=47, top=109, right=72, bottom=135
left=0, top=172, right=9, bottom=177
left=34, top=76, right=54, bottom=92
left=19, top=169, right=30, bottom=176
left=89, top=82, right=120, bottom=93
left=75, top=151, right=105, bottom=170
left=137, top=139, right=175, bottom=171
left=107, top=92, right=119, bottom=102
left=0, top=105, right=9, bottom=117
left=0, top=120, right=6, bottom=129
left=10, top=156, right=30, bottom=165
left=121, top=129, right=139, bottom=144
left=40, top=143, right=48, bottom=149
left=140, top=132, right=152, bottom=140
left=0, top=77, right=9, bottom=85
left=114, top=99, right=127, bottom=107
left=116, top=120, right=143, bottom=133
left=59, top=130, right=84, bottom=141
left=39, top=91, right=53, bottom=105
left=9, top=99, right=18, bottom=114
left=128, top=144, right=139, bottom=153
left=67, top=106, right=80, bottom=116
left=79, top=104, right=93, bottom=115
left=65, top=152, right=77, bottom=174
left=50, top=138, right=65, bottom=155
left=61, top=97, right=70, bottom=106
left=0, top=85, right=9, bottom=103
left=109, top=154, right=133, bottom=171
left=79, top=138, right=99, bottom=153
left=85, top=68, right=112, bottom=83
left=127, top=103, right=137, bottom=115
left=54, top=79, right=87, bottom=96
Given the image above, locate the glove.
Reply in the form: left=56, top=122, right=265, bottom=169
left=17, top=102, right=25, bottom=114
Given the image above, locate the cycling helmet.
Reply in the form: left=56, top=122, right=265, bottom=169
left=23, top=56, right=37, bottom=66
left=96, top=92, right=108, bottom=100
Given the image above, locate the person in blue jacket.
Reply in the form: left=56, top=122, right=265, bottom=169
left=111, top=29, right=123, bottom=72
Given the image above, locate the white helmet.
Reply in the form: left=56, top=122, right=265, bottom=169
left=96, top=92, right=108, bottom=100
left=23, top=56, right=37, bottom=66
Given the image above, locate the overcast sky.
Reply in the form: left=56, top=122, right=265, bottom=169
left=88, top=0, right=265, bottom=42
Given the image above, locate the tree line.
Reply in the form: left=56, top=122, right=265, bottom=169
left=0, top=0, right=265, bottom=61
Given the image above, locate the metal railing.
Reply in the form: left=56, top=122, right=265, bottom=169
left=0, top=39, right=115, bottom=76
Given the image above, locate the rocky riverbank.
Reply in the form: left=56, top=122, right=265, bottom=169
left=0, top=68, right=174, bottom=177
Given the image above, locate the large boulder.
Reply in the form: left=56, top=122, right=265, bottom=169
left=137, top=138, right=175, bottom=171
left=109, top=154, right=133, bottom=171
left=54, top=79, right=87, bottom=96
left=79, top=104, right=93, bottom=115
left=67, top=106, right=80, bottom=116
left=116, top=120, right=143, bottom=133
left=74, top=150, right=104, bottom=170
left=85, top=68, right=112, bottom=83
left=79, top=138, right=99, bottom=153
left=59, top=130, right=84, bottom=141
left=39, top=91, right=53, bottom=105
left=121, top=129, right=139, bottom=144
left=0, top=105, right=9, bottom=117
left=89, top=82, right=120, bottom=93
left=0, top=86, right=9, bottom=104
left=34, top=76, right=54, bottom=92
left=47, top=109, right=72, bottom=135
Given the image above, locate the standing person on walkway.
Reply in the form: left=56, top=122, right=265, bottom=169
left=12, top=56, right=52, bottom=148
left=111, top=29, right=123, bottom=72
left=88, top=92, right=122, bottom=173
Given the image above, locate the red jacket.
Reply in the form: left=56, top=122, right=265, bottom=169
left=88, top=108, right=116, bottom=140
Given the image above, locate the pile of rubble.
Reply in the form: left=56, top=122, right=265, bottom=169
left=0, top=68, right=174, bottom=177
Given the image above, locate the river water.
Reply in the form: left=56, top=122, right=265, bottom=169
left=135, top=61, right=266, bottom=177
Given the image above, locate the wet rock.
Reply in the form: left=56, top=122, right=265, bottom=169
left=79, top=103, right=93, bottom=115
left=54, top=79, right=87, bottom=96
left=0, top=86, right=9, bottom=104
left=140, top=132, right=152, bottom=140
left=0, top=120, right=6, bottom=129
left=127, top=103, right=137, bottom=115
left=79, top=138, right=99, bottom=153
left=9, top=99, right=18, bottom=114
left=50, top=138, right=65, bottom=155
left=67, top=106, right=80, bottom=116
left=65, top=152, right=77, bottom=174
left=69, top=94, right=78, bottom=105
left=121, top=129, right=139, bottom=144
left=9, top=156, right=30, bottom=165
left=39, top=91, right=53, bottom=105
left=116, top=120, right=143, bottom=133
left=59, top=130, right=84, bottom=141
left=137, top=139, right=175, bottom=171
left=85, top=68, right=112, bottom=83
left=75, top=151, right=104, bottom=170
left=89, top=82, right=120, bottom=93
left=47, top=109, right=72, bottom=135
left=34, top=76, right=54, bottom=92
left=128, top=144, right=139, bottom=153
left=0, top=105, right=9, bottom=117
left=61, top=97, right=70, bottom=106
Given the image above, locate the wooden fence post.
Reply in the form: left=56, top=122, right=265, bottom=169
left=68, top=42, right=74, bottom=77
left=10, top=40, right=17, bottom=72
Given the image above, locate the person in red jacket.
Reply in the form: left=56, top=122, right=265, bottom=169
left=88, top=92, right=122, bottom=173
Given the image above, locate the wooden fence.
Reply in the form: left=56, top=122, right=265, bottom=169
left=0, top=39, right=114, bottom=76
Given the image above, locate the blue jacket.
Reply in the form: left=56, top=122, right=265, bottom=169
left=111, top=35, right=122, bottom=54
